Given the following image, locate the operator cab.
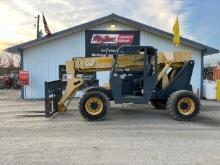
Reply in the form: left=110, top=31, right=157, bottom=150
left=109, top=45, right=157, bottom=104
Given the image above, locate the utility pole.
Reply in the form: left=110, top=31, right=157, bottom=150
left=35, top=15, right=40, bottom=39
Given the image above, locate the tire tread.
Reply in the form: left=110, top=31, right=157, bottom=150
left=167, top=90, right=200, bottom=121
left=79, top=91, right=109, bottom=121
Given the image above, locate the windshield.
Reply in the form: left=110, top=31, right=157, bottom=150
left=112, top=47, right=145, bottom=72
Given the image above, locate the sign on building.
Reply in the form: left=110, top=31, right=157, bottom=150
left=85, top=30, right=140, bottom=57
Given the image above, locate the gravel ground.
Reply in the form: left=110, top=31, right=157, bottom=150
left=0, top=89, right=220, bottom=165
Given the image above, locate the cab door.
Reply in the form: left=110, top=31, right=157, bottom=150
left=109, top=46, right=157, bottom=104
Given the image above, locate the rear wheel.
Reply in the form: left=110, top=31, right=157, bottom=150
left=79, top=91, right=109, bottom=121
left=0, top=81, right=5, bottom=89
left=167, top=90, right=200, bottom=121
left=13, top=80, right=20, bottom=89
left=150, top=100, right=167, bottom=109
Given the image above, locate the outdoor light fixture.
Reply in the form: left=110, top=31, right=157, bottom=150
left=109, top=23, right=116, bottom=30
left=110, top=23, right=115, bottom=27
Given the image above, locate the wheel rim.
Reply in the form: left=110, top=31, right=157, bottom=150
left=85, top=97, right=103, bottom=115
left=178, top=97, right=195, bottom=115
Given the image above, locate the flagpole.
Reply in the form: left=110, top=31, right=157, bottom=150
left=35, top=15, right=40, bottom=39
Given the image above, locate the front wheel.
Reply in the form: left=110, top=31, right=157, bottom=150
left=79, top=91, right=109, bottom=121
left=167, top=90, right=200, bottom=121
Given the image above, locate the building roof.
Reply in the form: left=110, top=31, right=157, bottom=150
left=5, top=13, right=219, bottom=55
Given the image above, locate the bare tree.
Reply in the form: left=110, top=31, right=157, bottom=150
left=0, top=53, right=20, bottom=68
left=0, top=53, right=20, bottom=75
left=0, top=56, right=2, bottom=67
left=13, top=54, right=21, bottom=68
left=0, top=55, right=9, bottom=68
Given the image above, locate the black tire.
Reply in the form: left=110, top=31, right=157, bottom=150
left=13, top=81, right=20, bottom=89
left=79, top=91, right=109, bottom=121
left=6, top=85, right=11, bottom=89
left=150, top=100, right=167, bottom=109
left=167, top=90, right=200, bottom=121
left=0, top=81, right=5, bottom=89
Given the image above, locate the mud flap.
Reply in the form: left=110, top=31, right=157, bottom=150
left=45, top=80, right=64, bottom=117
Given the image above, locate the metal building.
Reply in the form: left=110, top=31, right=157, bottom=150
left=5, top=14, right=219, bottom=99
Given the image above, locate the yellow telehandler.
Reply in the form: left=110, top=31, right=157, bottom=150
left=45, top=45, right=200, bottom=121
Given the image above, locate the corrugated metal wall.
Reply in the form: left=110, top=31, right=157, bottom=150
left=23, top=21, right=202, bottom=99
left=23, top=32, right=85, bottom=98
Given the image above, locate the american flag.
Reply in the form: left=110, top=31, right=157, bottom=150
left=42, top=14, right=52, bottom=37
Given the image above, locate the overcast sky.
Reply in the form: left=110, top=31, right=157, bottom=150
left=0, top=0, right=219, bottom=62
